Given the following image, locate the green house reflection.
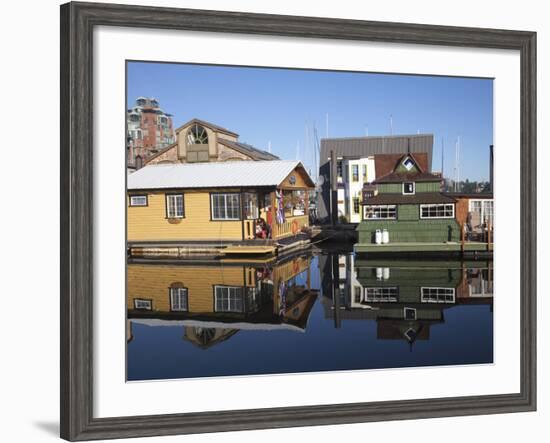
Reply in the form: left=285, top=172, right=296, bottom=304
left=319, top=254, right=493, bottom=345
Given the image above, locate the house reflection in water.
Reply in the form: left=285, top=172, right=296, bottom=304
left=318, top=254, right=493, bottom=346
left=127, top=254, right=317, bottom=348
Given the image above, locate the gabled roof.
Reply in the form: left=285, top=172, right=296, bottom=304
left=174, top=118, right=239, bottom=137
left=143, top=142, right=177, bottom=164
left=218, top=138, right=279, bottom=161
left=128, top=160, right=314, bottom=190
left=374, top=154, right=441, bottom=183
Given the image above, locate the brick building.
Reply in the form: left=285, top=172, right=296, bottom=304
left=127, top=97, right=175, bottom=170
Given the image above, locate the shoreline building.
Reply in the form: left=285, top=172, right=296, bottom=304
left=144, top=118, right=279, bottom=165
left=318, top=134, right=434, bottom=224
left=127, top=160, right=315, bottom=257
left=127, top=97, right=175, bottom=170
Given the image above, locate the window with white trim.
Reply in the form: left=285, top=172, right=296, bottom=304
left=364, top=287, right=398, bottom=302
left=420, top=203, right=454, bottom=219
left=170, top=287, right=188, bottom=312
left=402, top=182, right=415, bottom=195
left=351, top=165, right=359, bottom=182
left=363, top=205, right=397, bottom=220
left=129, top=195, right=147, bottom=206
left=165, top=194, right=184, bottom=218
left=421, top=287, right=456, bottom=303
left=211, top=193, right=241, bottom=220
left=404, top=307, right=417, bottom=320
left=214, top=286, right=244, bottom=312
left=134, top=299, right=152, bottom=310
left=352, top=197, right=360, bottom=214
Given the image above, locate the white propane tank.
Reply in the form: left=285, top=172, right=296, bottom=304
left=382, top=229, right=389, bottom=244
left=375, top=229, right=382, bottom=244
left=376, top=267, right=383, bottom=280
left=383, top=267, right=390, bottom=280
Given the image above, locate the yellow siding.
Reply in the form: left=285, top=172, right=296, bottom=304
left=128, top=190, right=242, bottom=242
left=127, top=264, right=247, bottom=313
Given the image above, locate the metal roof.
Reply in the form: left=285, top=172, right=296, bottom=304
left=128, top=160, right=307, bottom=190
left=320, top=133, right=434, bottom=169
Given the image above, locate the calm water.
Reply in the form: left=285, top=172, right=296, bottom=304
left=127, top=250, right=493, bottom=381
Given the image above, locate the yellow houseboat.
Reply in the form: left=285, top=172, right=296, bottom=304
left=127, top=160, right=315, bottom=258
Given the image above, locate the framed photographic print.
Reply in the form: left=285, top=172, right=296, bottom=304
left=60, top=1, right=537, bottom=441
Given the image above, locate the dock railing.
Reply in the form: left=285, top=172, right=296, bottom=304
left=273, top=215, right=309, bottom=239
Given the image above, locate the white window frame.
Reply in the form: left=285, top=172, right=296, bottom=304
left=364, top=287, right=398, bottom=302
left=165, top=194, right=184, bottom=218
left=351, top=164, right=359, bottom=182
left=469, top=199, right=494, bottom=225
left=214, top=286, right=244, bottom=313
left=403, top=307, right=417, bottom=320
left=420, top=203, right=455, bottom=219
left=133, top=299, right=152, bottom=310
left=129, top=195, right=147, bottom=207
left=402, top=182, right=415, bottom=195
left=170, top=287, right=189, bottom=312
left=363, top=205, right=397, bottom=220
left=211, top=193, right=241, bottom=221
left=421, top=287, right=456, bottom=303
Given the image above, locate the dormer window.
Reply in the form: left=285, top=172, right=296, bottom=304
left=402, top=157, right=415, bottom=171
left=186, top=124, right=209, bottom=145
left=403, top=182, right=415, bottom=195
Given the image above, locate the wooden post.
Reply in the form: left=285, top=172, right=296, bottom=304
left=461, top=222, right=465, bottom=253
left=304, top=190, right=309, bottom=226
left=330, top=150, right=338, bottom=226
left=271, top=190, right=277, bottom=239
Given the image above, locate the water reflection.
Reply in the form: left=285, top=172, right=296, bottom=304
left=319, top=255, right=493, bottom=347
left=127, top=255, right=318, bottom=348
left=127, top=252, right=493, bottom=380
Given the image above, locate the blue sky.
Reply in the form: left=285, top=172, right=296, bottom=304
left=127, top=62, right=493, bottom=181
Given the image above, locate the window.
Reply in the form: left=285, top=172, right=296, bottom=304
left=214, top=286, right=244, bottom=312
left=402, top=182, right=415, bottom=195
left=243, top=193, right=259, bottom=220
left=363, top=205, right=397, bottom=220
left=365, top=287, right=398, bottom=302
left=336, top=160, right=343, bottom=180
left=170, top=287, right=188, bottom=312
left=353, top=197, right=360, bottom=214
left=133, top=299, right=152, bottom=310
left=404, top=307, right=417, bottom=320
left=186, top=124, right=209, bottom=144
left=352, top=165, right=359, bottom=182
left=129, top=195, right=147, bottom=207
left=420, top=203, right=454, bottom=219
left=421, top=287, right=456, bottom=303
left=166, top=194, right=184, bottom=218
left=362, top=164, right=368, bottom=179
left=402, top=157, right=415, bottom=171
left=211, top=193, right=241, bottom=220
left=470, top=199, right=494, bottom=225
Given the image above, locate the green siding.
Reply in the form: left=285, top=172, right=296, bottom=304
left=377, top=181, right=440, bottom=194
left=357, top=218, right=460, bottom=243
left=398, top=204, right=419, bottom=221
left=378, top=183, right=402, bottom=193
left=416, top=182, right=440, bottom=192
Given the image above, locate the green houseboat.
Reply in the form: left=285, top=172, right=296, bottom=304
left=354, top=153, right=489, bottom=254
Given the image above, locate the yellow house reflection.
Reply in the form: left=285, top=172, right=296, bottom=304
left=127, top=255, right=317, bottom=347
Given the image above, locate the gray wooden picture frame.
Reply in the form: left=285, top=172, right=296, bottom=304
left=60, top=1, right=537, bottom=441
